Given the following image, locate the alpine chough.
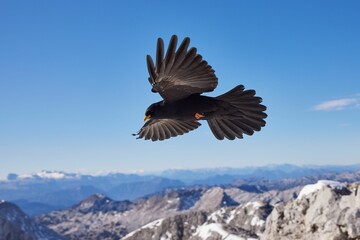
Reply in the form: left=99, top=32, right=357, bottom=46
left=133, top=35, right=267, bottom=141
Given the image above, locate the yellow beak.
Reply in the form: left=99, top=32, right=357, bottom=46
left=144, top=115, right=151, bottom=121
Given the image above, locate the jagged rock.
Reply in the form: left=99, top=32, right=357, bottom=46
left=225, top=185, right=302, bottom=206
left=35, top=184, right=297, bottom=240
left=123, top=212, right=208, bottom=240
left=72, top=193, right=132, bottom=214
left=36, top=180, right=360, bottom=240
left=123, top=201, right=271, bottom=240
left=36, top=187, right=241, bottom=239
left=191, top=187, right=238, bottom=211
left=262, top=181, right=360, bottom=240
left=0, top=200, right=65, bottom=240
left=37, top=194, right=130, bottom=240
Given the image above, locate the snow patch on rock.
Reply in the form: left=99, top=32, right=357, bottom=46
left=297, top=180, right=345, bottom=199
left=160, top=231, right=172, bottom=240
left=123, top=218, right=164, bottom=239
left=195, top=223, right=255, bottom=240
left=245, top=201, right=263, bottom=209
left=251, top=215, right=265, bottom=227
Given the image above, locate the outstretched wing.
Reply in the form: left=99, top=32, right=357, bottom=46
left=133, top=119, right=201, bottom=141
left=147, top=35, right=218, bottom=102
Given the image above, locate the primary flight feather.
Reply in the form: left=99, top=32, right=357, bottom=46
left=133, top=35, right=267, bottom=141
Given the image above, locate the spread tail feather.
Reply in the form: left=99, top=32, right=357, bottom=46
left=207, top=85, right=267, bottom=140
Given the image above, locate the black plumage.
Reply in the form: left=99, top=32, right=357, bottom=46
left=133, top=35, right=267, bottom=141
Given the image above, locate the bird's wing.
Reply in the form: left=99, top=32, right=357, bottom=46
left=147, top=35, right=218, bottom=102
left=133, top=119, right=201, bottom=141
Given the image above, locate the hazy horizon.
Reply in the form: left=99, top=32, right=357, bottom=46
left=2, top=162, right=360, bottom=181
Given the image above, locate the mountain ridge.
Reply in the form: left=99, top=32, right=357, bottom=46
left=1, top=164, right=359, bottom=217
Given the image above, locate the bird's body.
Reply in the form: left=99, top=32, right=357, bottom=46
left=147, top=95, right=220, bottom=121
left=133, top=35, right=267, bottom=141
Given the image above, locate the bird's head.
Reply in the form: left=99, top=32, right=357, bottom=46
left=144, top=101, right=164, bottom=121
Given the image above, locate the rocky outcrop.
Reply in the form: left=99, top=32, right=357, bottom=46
left=123, top=201, right=271, bottom=240
left=262, top=181, right=360, bottom=240
left=0, top=200, right=65, bottom=240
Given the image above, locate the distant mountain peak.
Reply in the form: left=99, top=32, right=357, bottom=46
left=0, top=201, right=65, bottom=239
left=76, top=193, right=113, bottom=210
left=70, top=193, right=133, bottom=215
left=14, top=170, right=81, bottom=180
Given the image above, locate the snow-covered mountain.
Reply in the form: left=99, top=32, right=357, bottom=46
left=12, top=171, right=81, bottom=180
left=0, top=200, right=65, bottom=240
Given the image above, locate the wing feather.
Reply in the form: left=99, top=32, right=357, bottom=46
left=156, top=38, right=164, bottom=73
left=133, top=119, right=201, bottom=141
left=170, top=37, right=190, bottom=74
left=146, top=55, right=156, bottom=85
left=164, top=35, right=177, bottom=75
left=147, top=35, right=218, bottom=101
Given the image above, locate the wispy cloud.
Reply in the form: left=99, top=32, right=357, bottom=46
left=312, top=98, right=359, bottom=111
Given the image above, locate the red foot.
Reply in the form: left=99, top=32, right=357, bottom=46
left=195, top=113, right=204, bottom=120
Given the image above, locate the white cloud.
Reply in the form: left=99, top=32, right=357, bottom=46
left=312, top=98, right=359, bottom=111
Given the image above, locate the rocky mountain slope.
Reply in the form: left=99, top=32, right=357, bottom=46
left=35, top=185, right=301, bottom=239
left=0, top=200, right=65, bottom=240
left=40, top=181, right=360, bottom=240
left=0, top=172, right=184, bottom=216
left=3, top=178, right=360, bottom=239
left=262, top=181, right=360, bottom=240
left=124, top=181, right=360, bottom=240
left=35, top=188, right=233, bottom=239
left=123, top=201, right=272, bottom=240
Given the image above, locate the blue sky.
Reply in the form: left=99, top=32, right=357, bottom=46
left=1, top=1, right=360, bottom=179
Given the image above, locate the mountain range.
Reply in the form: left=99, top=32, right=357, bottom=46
left=0, top=164, right=360, bottom=239
left=1, top=164, right=360, bottom=216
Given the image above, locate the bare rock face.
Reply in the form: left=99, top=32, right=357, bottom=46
left=123, top=201, right=271, bottom=240
left=37, top=194, right=130, bottom=240
left=0, top=200, right=65, bottom=240
left=262, top=181, right=360, bottom=240
left=123, top=212, right=208, bottom=240
left=190, top=187, right=238, bottom=211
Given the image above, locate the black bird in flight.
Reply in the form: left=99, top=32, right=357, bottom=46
left=133, top=35, right=267, bottom=141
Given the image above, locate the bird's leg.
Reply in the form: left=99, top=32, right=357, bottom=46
left=195, top=113, right=205, bottom=120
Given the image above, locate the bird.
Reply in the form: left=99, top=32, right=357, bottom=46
left=133, top=35, right=267, bottom=141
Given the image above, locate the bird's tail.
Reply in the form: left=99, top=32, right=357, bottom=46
left=207, top=85, right=267, bottom=140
